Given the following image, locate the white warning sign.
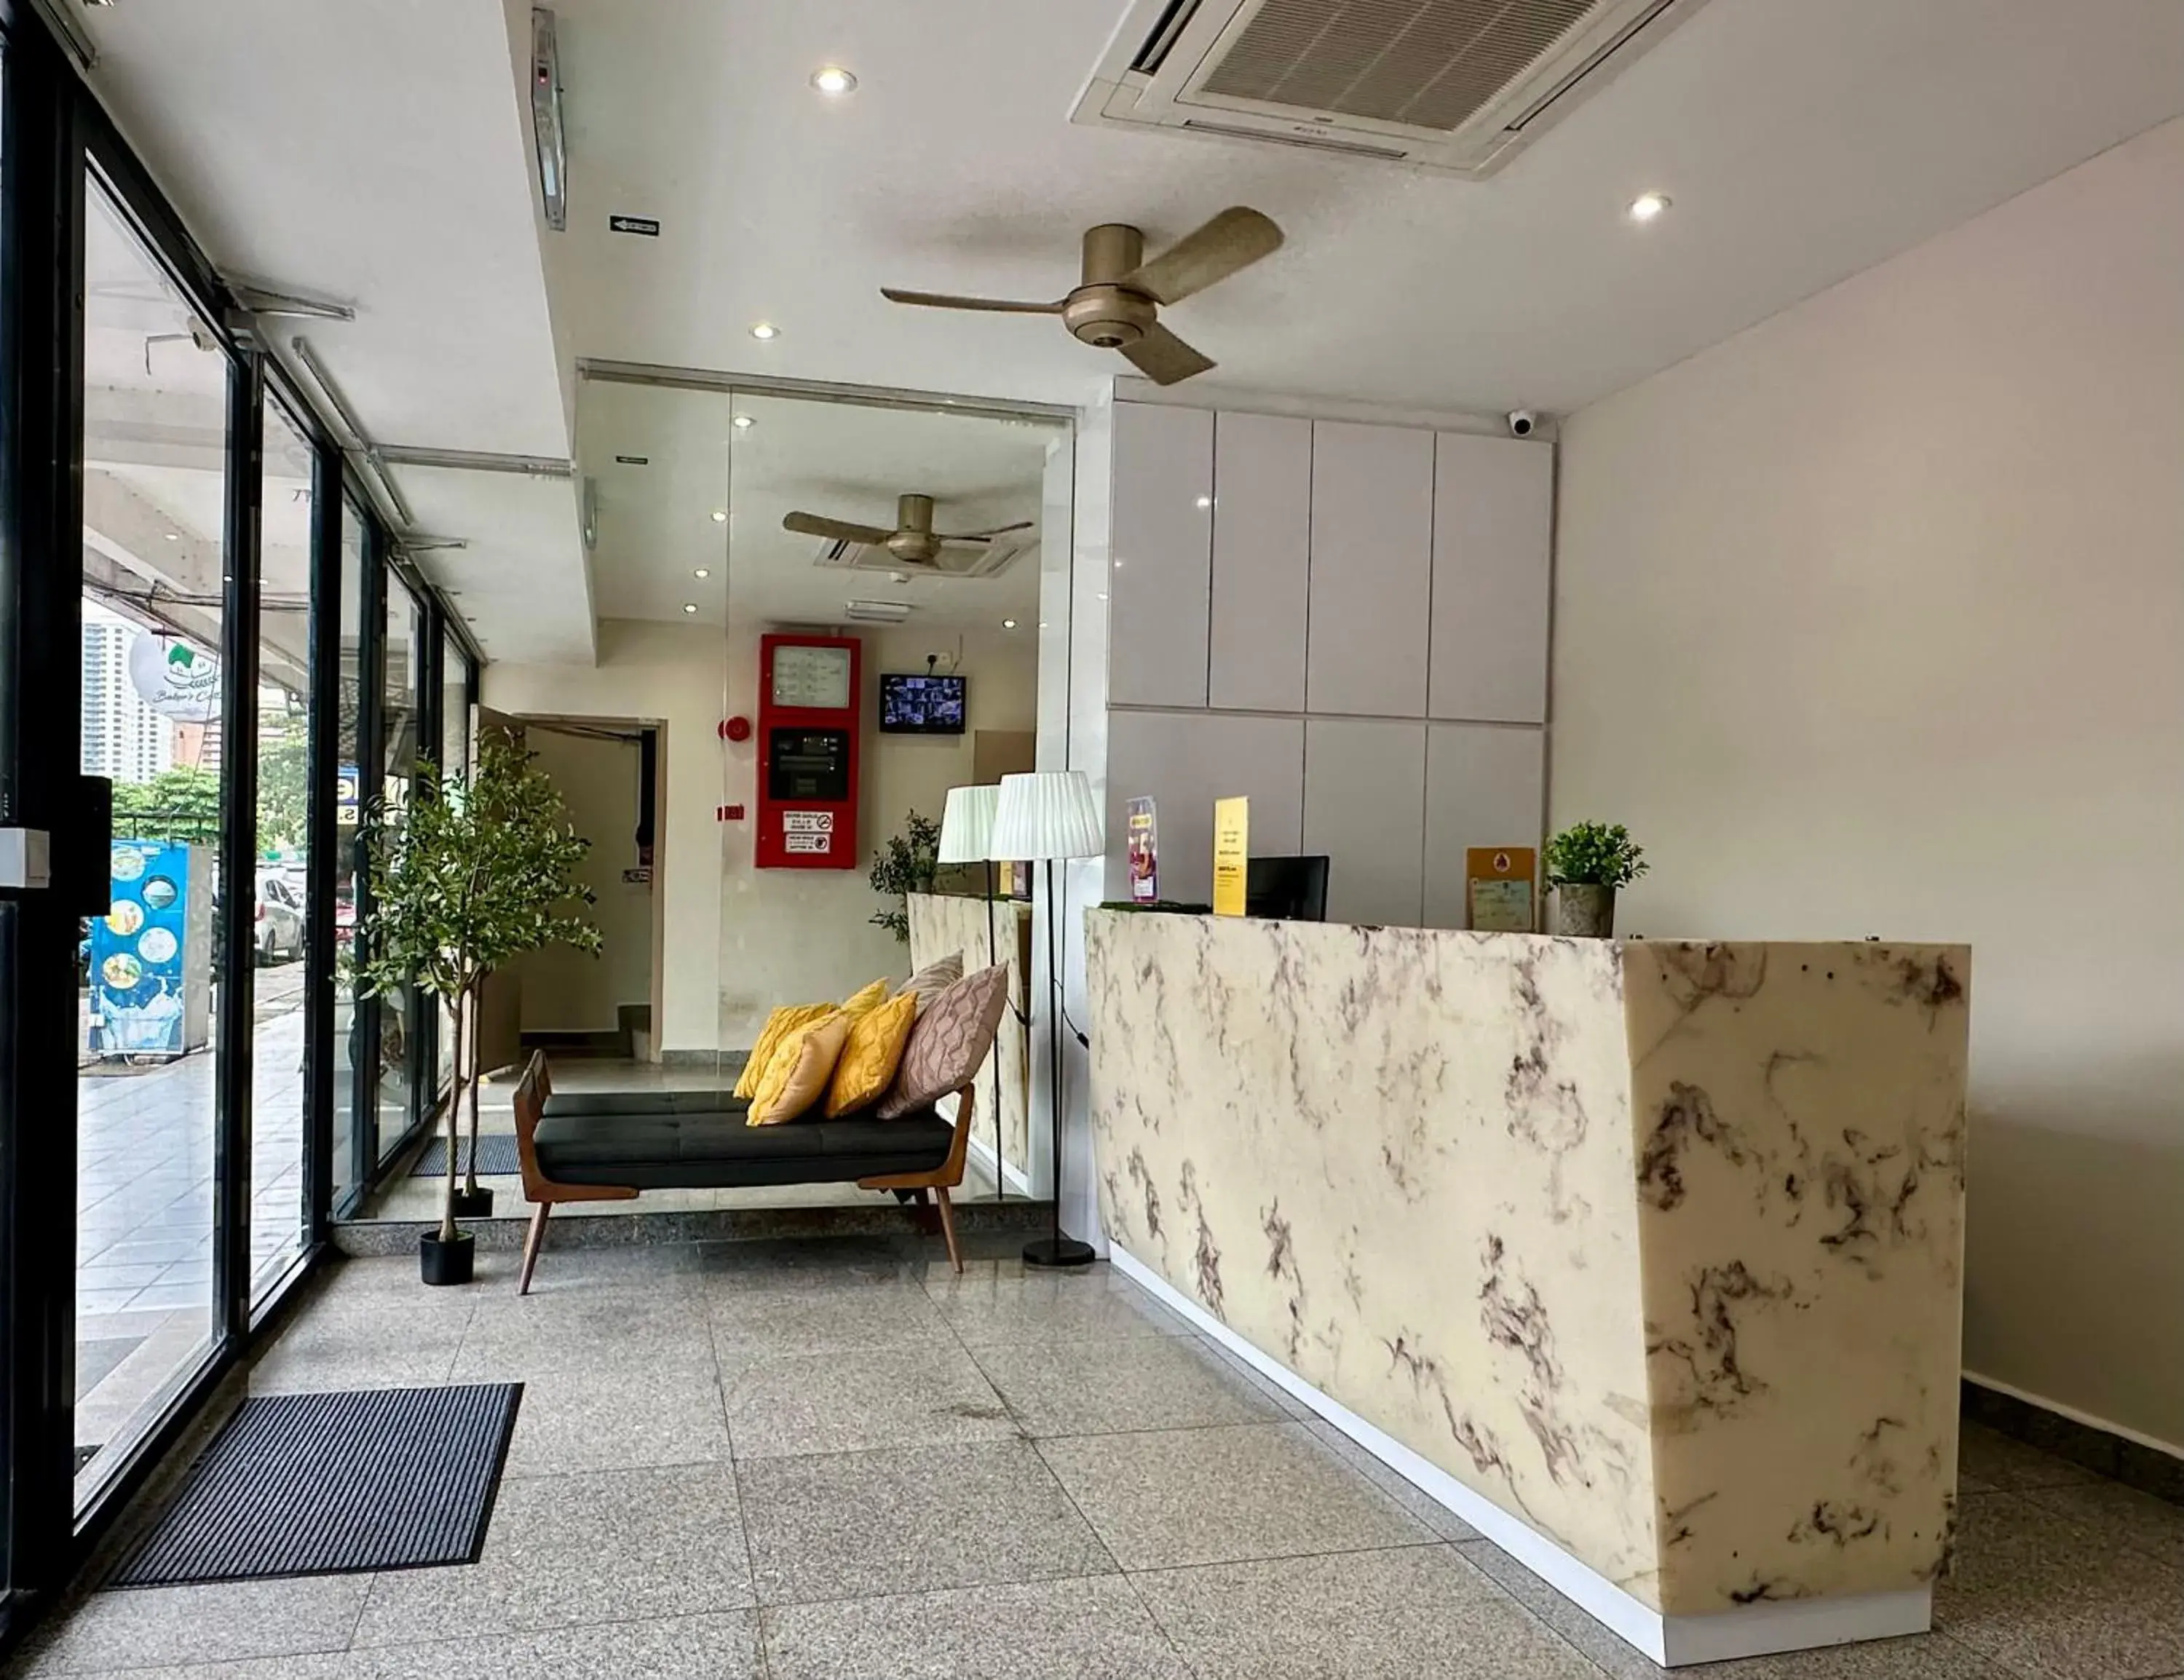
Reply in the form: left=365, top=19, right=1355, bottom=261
left=784, top=833, right=831, bottom=854
left=782, top=811, right=834, bottom=834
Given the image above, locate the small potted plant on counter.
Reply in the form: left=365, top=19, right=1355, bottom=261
left=353, top=737, right=599, bottom=1285
left=1545, top=820, right=1647, bottom=938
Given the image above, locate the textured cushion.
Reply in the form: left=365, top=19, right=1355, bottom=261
left=877, top=963, right=1008, bottom=1119
left=534, top=1108, right=954, bottom=1189
left=735, top=1004, right=832, bottom=1099
left=841, top=978, right=890, bottom=1019
left=825, top=989, right=919, bottom=1118
left=895, top=951, right=963, bottom=1016
left=749, top=1010, right=851, bottom=1125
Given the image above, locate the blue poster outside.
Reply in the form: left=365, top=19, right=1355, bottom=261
left=90, top=841, right=194, bottom=1056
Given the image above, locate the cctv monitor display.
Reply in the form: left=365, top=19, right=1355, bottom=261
left=878, top=673, right=968, bottom=734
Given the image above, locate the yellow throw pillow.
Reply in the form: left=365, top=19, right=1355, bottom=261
left=841, top=978, right=890, bottom=1020
left=824, top=989, right=919, bottom=1118
left=735, top=1004, right=833, bottom=1099
left=748, top=1010, right=851, bottom=1125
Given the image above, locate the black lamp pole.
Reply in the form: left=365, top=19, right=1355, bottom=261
left=1023, top=855, right=1094, bottom=1269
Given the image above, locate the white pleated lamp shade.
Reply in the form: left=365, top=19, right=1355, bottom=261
left=989, top=770, right=1102, bottom=862
left=936, top=783, right=1000, bottom=864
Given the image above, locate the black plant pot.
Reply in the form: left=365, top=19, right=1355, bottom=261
left=420, top=1230, right=475, bottom=1286
left=451, top=1186, right=494, bottom=1220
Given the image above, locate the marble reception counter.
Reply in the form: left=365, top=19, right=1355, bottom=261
left=1085, top=910, right=1971, bottom=1665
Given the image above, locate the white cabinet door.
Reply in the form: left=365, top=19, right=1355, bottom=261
left=1306, top=421, right=1434, bottom=718
left=1209, top=412, right=1311, bottom=713
left=1104, top=711, right=1305, bottom=905
left=1421, top=724, right=1546, bottom=929
left=1430, top=433, right=1553, bottom=723
left=1302, top=717, right=1428, bottom=928
left=1108, top=402, right=1213, bottom=709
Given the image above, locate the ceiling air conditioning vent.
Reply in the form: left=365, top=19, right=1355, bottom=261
left=810, top=536, right=1035, bottom=580
left=842, top=599, right=915, bottom=625
left=1073, top=0, right=1709, bottom=177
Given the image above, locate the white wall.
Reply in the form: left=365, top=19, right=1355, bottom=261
left=716, top=620, right=1038, bottom=1046
left=518, top=726, right=652, bottom=1034
left=485, top=618, right=721, bottom=1055
left=488, top=616, right=1041, bottom=1054
left=1552, top=116, right=2184, bottom=1449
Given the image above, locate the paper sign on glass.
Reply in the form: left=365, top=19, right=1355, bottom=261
left=1212, top=796, right=1250, bottom=917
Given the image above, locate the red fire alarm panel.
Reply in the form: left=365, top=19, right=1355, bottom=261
left=755, top=633, right=860, bottom=870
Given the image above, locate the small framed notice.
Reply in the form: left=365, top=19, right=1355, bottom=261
left=1465, top=847, right=1537, bottom=932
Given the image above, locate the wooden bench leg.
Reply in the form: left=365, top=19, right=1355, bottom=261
left=518, top=1201, right=551, bottom=1296
left=933, top=1185, right=963, bottom=1275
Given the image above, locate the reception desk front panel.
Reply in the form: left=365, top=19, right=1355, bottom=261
left=1085, top=911, right=1969, bottom=1647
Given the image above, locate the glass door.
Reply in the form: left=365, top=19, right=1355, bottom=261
left=73, top=174, right=232, bottom=1504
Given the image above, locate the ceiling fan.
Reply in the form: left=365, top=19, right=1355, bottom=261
left=782, top=492, right=1032, bottom=569
left=880, top=207, right=1283, bottom=386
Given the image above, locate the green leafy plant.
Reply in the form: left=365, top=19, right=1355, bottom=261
left=868, top=809, right=941, bottom=944
left=352, top=737, right=600, bottom=1242
left=1545, top=820, right=1650, bottom=889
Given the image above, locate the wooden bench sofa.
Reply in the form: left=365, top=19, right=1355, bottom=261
left=510, top=1053, right=979, bottom=1293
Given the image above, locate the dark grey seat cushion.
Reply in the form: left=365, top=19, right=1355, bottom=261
left=542, top=1089, right=748, bottom=1119
left=533, top=1108, right=954, bottom=1190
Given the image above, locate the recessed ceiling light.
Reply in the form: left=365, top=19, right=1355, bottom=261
left=681, top=603, right=699, bottom=615
left=1627, top=191, right=1671, bottom=223
left=748, top=322, right=779, bottom=341
left=1002, top=618, right=1018, bottom=630
left=693, top=568, right=711, bottom=579
left=711, top=510, right=727, bottom=523
left=1195, top=496, right=1211, bottom=510
left=732, top=415, right=753, bottom=429
left=163, top=531, right=180, bottom=542
left=810, top=66, right=858, bottom=96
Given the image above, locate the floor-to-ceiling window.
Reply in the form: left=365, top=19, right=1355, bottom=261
left=249, top=397, right=316, bottom=1302
left=333, top=498, right=370, bottom=1203
left=73, top=171, right=231, bottom=1504
left=375, top=577, right=422, bottom=1162
left=434, top=628, right=470, bottom=1098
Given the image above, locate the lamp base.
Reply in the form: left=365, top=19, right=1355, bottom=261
left=1023, top=1235, right=1097, bottom=1270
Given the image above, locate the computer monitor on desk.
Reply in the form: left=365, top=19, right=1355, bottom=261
left=1246, top=855, right=1329, bottom=922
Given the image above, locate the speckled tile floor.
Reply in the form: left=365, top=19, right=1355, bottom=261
left=10, top=1237, right=2183, bottom=1680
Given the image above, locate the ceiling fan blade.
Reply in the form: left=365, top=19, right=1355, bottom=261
left=1122, top=207, right=1283, bottom=306
left=936, top=520, right=1035, bottom=543
left=879, top=288, right=1065, bottom=315
left=1118, top=323, right=1216, bottom=387
left=783, top=511, right=895, bottom=544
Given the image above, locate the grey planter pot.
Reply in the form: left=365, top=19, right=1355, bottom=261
left=1554, top=882, right=1616, bottom=938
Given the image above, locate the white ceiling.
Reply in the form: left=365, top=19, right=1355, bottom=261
left=544, top=0, right=2184, bottom=414
left=75, top=0, right=594, bottom=664
left=579, top=380, right=1058, bottom=630
left=64, top=0, right=2184, bottom=668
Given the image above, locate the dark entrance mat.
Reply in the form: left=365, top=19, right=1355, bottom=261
left=409, top=1134, right=524, bottom=1178
left=111, top=1384, right=521, bottom=1586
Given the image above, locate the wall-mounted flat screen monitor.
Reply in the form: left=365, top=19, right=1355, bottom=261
left=878, top=673, right=968, bottom=734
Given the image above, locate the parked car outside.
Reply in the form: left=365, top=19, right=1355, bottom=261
left=255, top=870, right=304, bottom=964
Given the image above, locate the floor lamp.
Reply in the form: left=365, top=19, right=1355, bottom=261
left=936, top=783, right=1004, bottom=1199
left=989, top=770, right=1101, bottom=1270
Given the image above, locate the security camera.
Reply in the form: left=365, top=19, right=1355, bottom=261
left=1506, top=409, right=1540, bottom=438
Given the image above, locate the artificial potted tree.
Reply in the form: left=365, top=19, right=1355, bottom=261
left=1545, top=820, right=1648, bottom=938
left=353, top=736, right=599, bottom=1285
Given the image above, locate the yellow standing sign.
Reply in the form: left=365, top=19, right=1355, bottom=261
left=1212, top=796, right=1250, bottom=916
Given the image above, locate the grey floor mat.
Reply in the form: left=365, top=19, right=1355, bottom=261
left=409, top=1134, right=524, bottom=1177
left=111, top=1384, right=521, bottom=1585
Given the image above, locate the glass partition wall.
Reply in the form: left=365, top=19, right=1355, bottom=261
left=575, top=368, right=1070, bottom=1213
